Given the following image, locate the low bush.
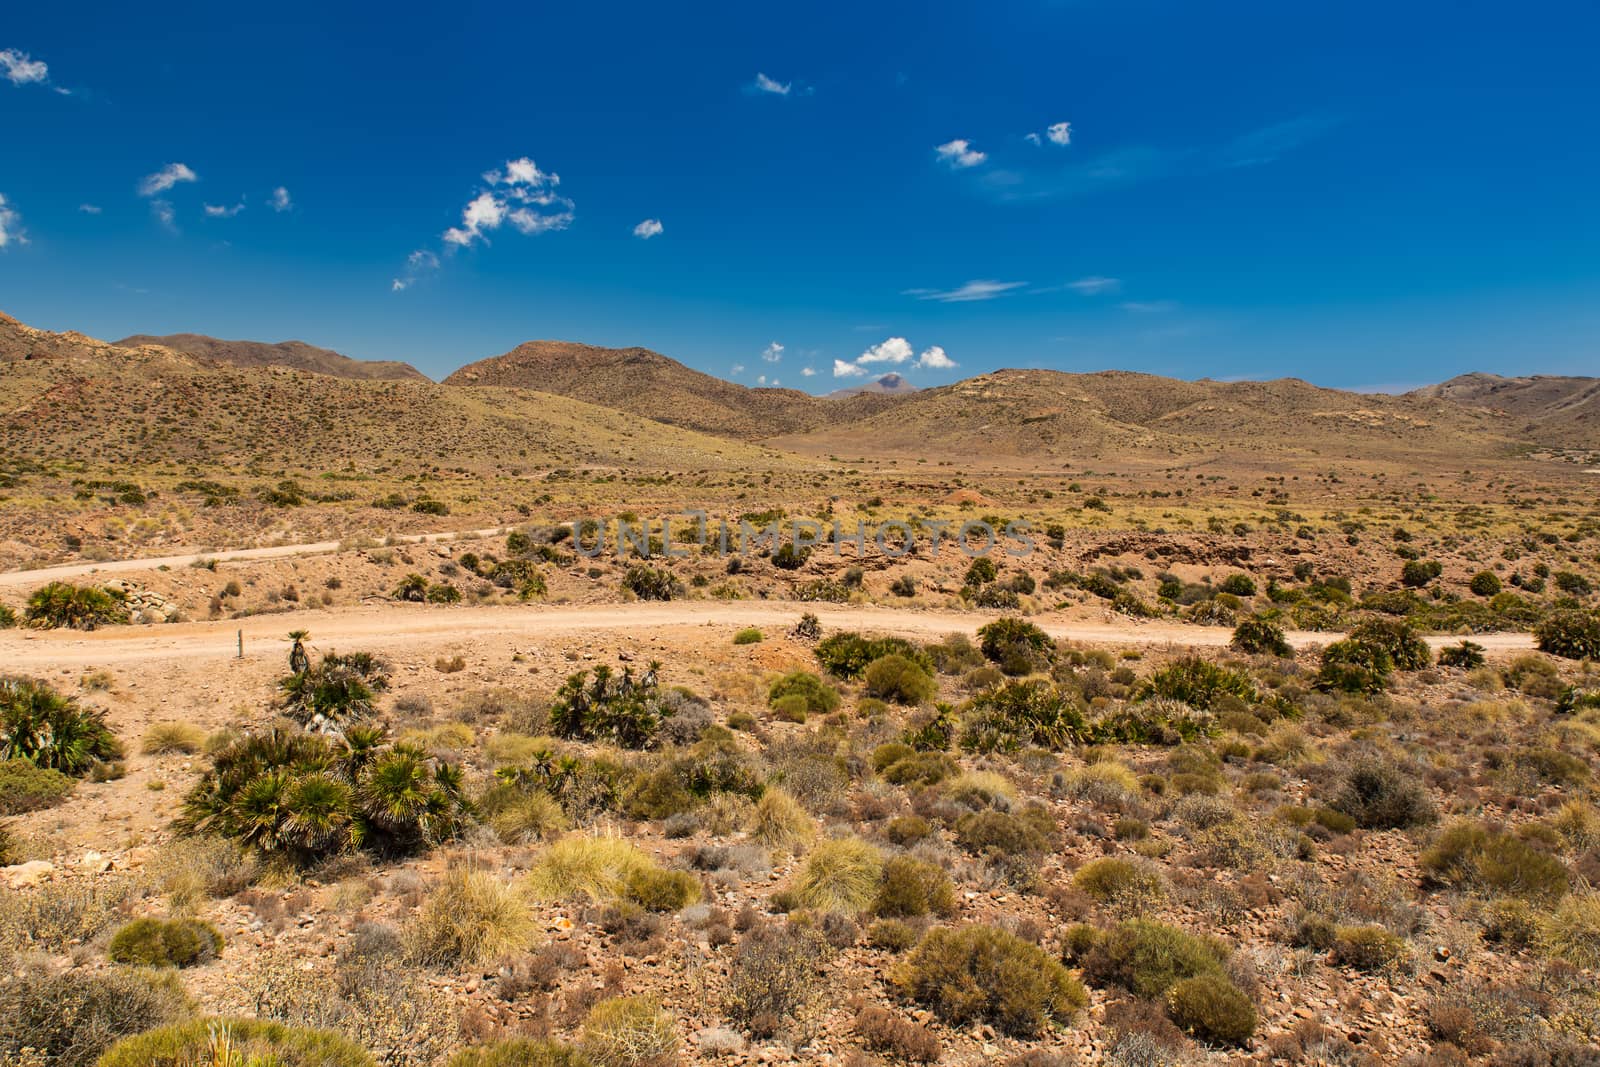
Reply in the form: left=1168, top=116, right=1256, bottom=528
left=791, top=837, right=884, bottom=914
left=1073, top=858, right=1167, bottom=910
left=582, top=996, right=678, bottom=1067
left=407, top=866, right=537, bottom=966
left=447, top=1040, right=593, bottom=1067
left=1315, top=640, right=1393, bottom=694
left=24, top=581, right=127, bottom=630
left=767, top=671, right=841, bottom=717
left=549, top=666, right=675, bottom=749
left=623, top=866, right=701, bottom=912
left=1331, top=924, right=1409, bottom=972
left=1349, top=617, right=1431, bottom=670
left=1, top=676, right=122, bottom=775
left=1535, top=610, right=1600, bottom=660
left=1080, top=919, right=1228, bottom=997
left=733, top=627, right=763, bottom=645
left=855, top=1004, right=942, bottom=1063
left=1165, top=974, right=1257, bottom=1046
left=1438, top=641, right=1487, bottom=669
left=1331, top=758, right=1435, bottom=830
left=873, top=855, right=956, bottom=918
left=1541, top=889, right=1600, bottom=969
left=0, top=756, right=75, bottom=813
left=107, top=916, right=224, bottom=967
left=955, top=806, right=1056, bottom=858
left=1419, top=820, right=1570, bottom=901
left=894, top=923, right=1087, bottom=1037
left=864, top=654, right=937, bottom=705
left=1231, top=616, right=1291, bottom=657
left=816, top=632, right=930, bottom=679
left=622, top=565, right=684, bottom=601
left=748, top=787, right=817, bottom=853
left=726, top=921, right=827, bottom=1036
left=0, top=963, right=191, bottom=1067
left=141, top=721, right=205, bottom=755
left=976, top=617, right=1055, bottom=675
left=278, top=651, right=391, bottom=732
left=1134, top=656, right=1258, bottom=711
left=97, top=1018, right=375, bottom=1067
left=960, top=679, right=1086, bottom=753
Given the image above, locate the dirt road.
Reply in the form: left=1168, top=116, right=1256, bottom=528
left=0, top=599, right=1536, bottom=669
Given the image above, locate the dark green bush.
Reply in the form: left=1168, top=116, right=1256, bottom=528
left=1419, top=820, right=1569, bottom=901
left=622, top=565, right=684, bottom=601
left=1348, top=617, right=1431, bottom=671
left=864, top=654, right=937, bottom=705
left=1401, top=559, right=1443, bottom=588
left=894, top=924, right=1086, bottom=1037
left=1535, top=610, right=1600, bottom=660
left=0, top=676, right=121, bottom=775
left=1218, top=574, right=1256, bottom=597
left=1315, top=639, right=1393, bottom=694
left=181, top=725, right=469, bottom=865
left=1331, top=758, right=1435, bottom=829
left=1438, top=640, right=1486, bottom=669
left=955, top=806, right=1056, bottom=858
left=1230, top=616, right=1291, bottom=657
left=97, top=1018, right=375, bottom=1067
left=107, top=917, right=224, bottom=967
left=278, top=651, right=390, bottom=731
left=960, top=679, right=1086, bottom=753
left=767, top=671, right=840, bottom=716
left=0, top=756, right=76, bottom=813
left=1165, top=974, right=1256, bottom=1046
left=1080, top=919, right=1227, bottom=997
left=1469, top=571, right=1503, bottom=597
left=976, top=617, right=1054, bottom=675
left=549, top=665, right=675, bottom=749
left=816, top=632, right=930, bottom=679
left=24, top=581, right=128, bottom=630
left=1071, top=860, right=1167, bottom=910
left=1134, top=656, right=1257, bottom=711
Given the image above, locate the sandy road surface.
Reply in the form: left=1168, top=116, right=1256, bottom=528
left=0, top=527, right=511, bottom=590
left=0, top=599, right=1536, bottom=669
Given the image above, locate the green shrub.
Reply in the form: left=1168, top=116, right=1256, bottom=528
left=1080, top=919, right=1228, bottom=997
left=622, top=565, right=684, bottom=601
left=1438, top=640, right=1486, bottom=669
left=1542, top=889, right=1600, bottom=969
left=624, top=866, right=702, bottom=912
left=1420, top=820, right=1570, bottom=901
left=960, top=679, right=1086, bottom=753
left=181, top=726, right=469, bottom=865
left=581, top=996, right=678, bottom=1067
left=956, top=806, right=1056, bottom=858
left=107, top=917, right=223, bottom=967
left=1, top=676, right=121, bottom=775
left=872, top=855, right=956, bottom=918
left=1331, top=924, right=1409, bottom=972
left=1134, top=656, right=1257, bottom=711
left=1535, top=610, right=1600, bottom=660
left=976, top=617, right=1054, bottom=675
left=1219, top=574, right=1256, bottom=597
left=1230, top=615, right=1291, bottom=657
left=278, top=651, right=390, bottom=731
left=815, top=632, right=929, bottom=679
left=447, top=1040, right=593, bottom=1067
left=1165, top=974, right=1257, bottom=1046
left=749, top=787, right=817, bottom=853
left=894, top=924, right=1086, bottom=1037
left=24, top=581, right=128, bottom=630
left=733, top=627, right=764, bottom=645
left=549, top=665, right=674, bottom=749
left=885, top=815, right=933, bottom=846
left=768, top=671, right=840, bottom=716
left=770, top=694, right=809, bottom=723
left=0, top=963, right=190, bottom=1067
left=1469, top=571, right=1503, bottom=596
left=863, top=654, right=937, bottom=705
left=141, top=721, right=205, bottom=755
left=791, top=837, right=883, bottom=914
left=1315, top=638, right=1393, bottom=693
left=1331, top=758, right=1434, bottom=829
left=878, top=749, right=960, bottom=786
left=0, top=757, right=75, bottom=813
left=97, top=1018, right=375, bottom=1067
left=1401, top=559, right=1443, bottom=588
left=0, top=603, right=15, bottom=628
left=1348, top=617, right=1432, bottom=670
left=1072, top=859, right=1167, bottom=910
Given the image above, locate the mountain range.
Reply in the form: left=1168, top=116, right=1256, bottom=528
left=3, top=311, right=1597, bottom=473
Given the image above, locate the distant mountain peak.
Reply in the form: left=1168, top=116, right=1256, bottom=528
left=826, top=372, right=918, bottom=399
left=113, top=332, right=429, bottom=382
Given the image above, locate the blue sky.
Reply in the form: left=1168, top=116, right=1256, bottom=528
left=3, top=0, right=1598, bottom=390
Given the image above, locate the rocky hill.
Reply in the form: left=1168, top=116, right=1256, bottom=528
left=115, top=332, right=428, bottom=382
left=1411, top=372, right=1600, bottom=448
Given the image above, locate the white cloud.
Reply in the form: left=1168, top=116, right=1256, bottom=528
left=915, top=345, right=956, bottom=370
left=905, top=279, right=1025, bottom=303
left=935, top=139, right=986, bottom=169
left=1024, top=132, right=1041, bottom=146
left=78, top=203, right=102, bottom=214
left=203, top=201, right=245, bottom=218
left=441, top=157, right=572, bottom=247
left=1066, top=275, right=1120, bottom=295
left=633, top=218, right=663, bottom=239
left=1120, top=300, right=1177, bottom=313
left=761, top=341, right=784, bottom=363
left=801, top=366, right=816, bottom=377
left=757, top=374, right=769, bottom=385
left=752, top=72, right=791, bottom=96
left=731, top=363, right=745, bottom=375
left=391, top=249, right=440, bottom=292
left=0, top=194, right=26, bottom=249
left=270, top=186, right=292, bottom=212
left=857, top=337, right=914, bottom=365
left=139, top=163, right=197, bottom=197
left=833, top=359, right=868, bottom=378
left=151, top=199, right=177, bottom=231
left=0, top=49, right=48, bottom=86
left=1046, top=121, right=1072, bottom=146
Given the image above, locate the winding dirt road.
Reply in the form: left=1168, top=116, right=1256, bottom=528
left=0, top=598, right=1536, bottom=670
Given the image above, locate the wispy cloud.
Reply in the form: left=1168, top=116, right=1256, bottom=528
left=139, top=163, right=198, bottom=197
left=935, top=138, right=987, bottom=169
left=398, top=156, right=572, bottom=291
left=391, top=249, right=440, bottom=291
left=801, top=366, right=816, bottom=377
left=761, top=342, right=784, bottom=363
left=632, top=218, right=663, bottom=239
left=203, top=200, right=245, bottom=218
left=1, top=48, right=48, bottom=86
left=751, top=71, right=791, bottom=96
left=1065, top=275, right=1120, bottom=295
left=0, top=194, right=26, bottom=249
left=78, top=203, right=102, bottom=215
left=150, top=200, right=177, bottom=232
left=904, top=279, right=1025, bottom=303
left=269, top=186, right=293, bottom=212
left=1120, top=300, right=1177, bottom=314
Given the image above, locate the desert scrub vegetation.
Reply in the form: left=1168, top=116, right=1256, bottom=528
left=1419, top=820, right=1570, bottom=900
left=815, top=631, right=930, bottom=679
left=525, top=833, right=700, bottom=911
left=748, top=785, right=817, bottom=853
left=407, top=865, right=537, bottom=966
left=1330, top=756, right=1435, bottom=829
left=1165, top=973, right=1258, bottom=1045
left=766, top=670, right=840, bottom=718
left=548, top=664, right=676, bottom=749
left=1231, top=614, right=1292, bottom=657
left=580, top=995, right=678, bottom=1067
left=107, top=916, right=225, bottom=967
left=141, top=720, right=206, bottom=755
left=960, top=679, right=1087, bottom=753
left=0, top=756, right=76, bottom=813
left=23, top=580, right=128, bottom=629
left=976, top=616, right=1055, bottom=675
left=446, top=1039, right=593, bottom=1067
left=621, top=564, right=684, bottom=601
left=279, top=650, right=391, bottom=733
left=1, top=675, right=122, bottom=774
left=863, top=653, right=938, bottom=705
left=789, top=836, right=884, bottom=914
left=894, top=923, right=1086, bottom=1036
left=180, top=725, right=470, bottom=864
left=0, top=962, right=191, bottom=1067
left=1535, top=608, right=1600, bottom=659
left=726, top=920, right=830, bottom=1037
left=97, top=1018, right=377, bottom=1067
